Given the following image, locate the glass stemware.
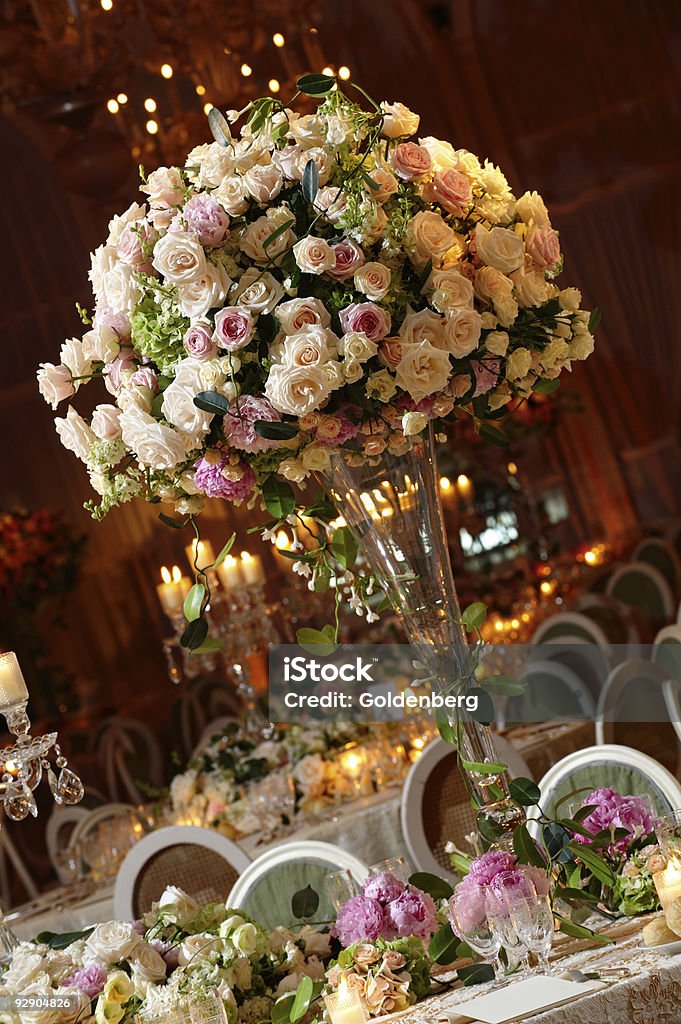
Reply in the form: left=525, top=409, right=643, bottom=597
left=484, top=891, right=529, bottom=977
left=505, top=892, right=555, bottom=974
left=449, top=883, right=505, bottom=985
left=368, top=856, right=410, bottom=884
left=325, top=868, right=360, bottom=911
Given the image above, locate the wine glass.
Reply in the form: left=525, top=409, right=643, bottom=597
left=368, top=857, right=410, bottom=883
left=449, top=883, right=505, bottom=985
left=506, top=892, right=555, bottom=974
left=484, top=890, right=529, bottom=977
left=325, top=868, right=359, bottom=911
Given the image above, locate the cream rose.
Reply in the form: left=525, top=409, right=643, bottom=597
left=178, top=933, right=222, bottom=965
left=366, top=369, right=397, bottom=402
left=265, top=361, right=342, bottom=417
left=102, top=261, right=141, bottom=315
left=243, top=160, right=284, bottom=203
left=85, top=921, right=140, bottom=965
left=399, top=308, right=445, bottom=348
left=197, top=142, right=234, bottom=187
left=340, top=332, right=378, bottom=362
left=89, top=244, right=116, bottom=299
left=176, top=261, right=231, bottom=320
left=157, top=885, right=200, bottom=925
left=365, top=165, right=399, bottom=204
left=276, top=297, right=331, bottom=334
left=235, top=268, right=285, bottom=313
left=59, top=338, right=91, bottom=382
left=402, top=411, right=428, bottom=436
left=570, top=331, right=594, bottom=361
left=3, top=949, right=50, bottom=991
left=278, top=456, right=309, bottom=482
left=119, top=407, right=187, bottom=469
left=280, top=325, right=338, bottom=368
left=213, top=175, right=249, bottom=216
left=162, top=358, right=217, bottom=440
left=475, top=225, right=524, bottom=274
left=405, top=211, right=458, bottom=268
left=418, top=136, right=458, bottom=171
left=141, top=166, right=183, bottom=208
left=289, top=113, right=324, bottom=148
left=505, top=347, right=533, bottom=380
left=54, top=988, right=91, bottom=1024
left=292, top=235, right=335, bottom=275
left=82, top=323, right=121, bottom=364
left=428, top=267, right=474, bottom=312
left=380, top=101, right=420, bottom=138
left=484, top=331, right=509, bottom=356
left=240, top=208, right=295, bottom=264
left=515, top=190, right=550, bottom=227
left=55, top=407, right=95, bottom=462
left=441, top=309, right=482, bottom=357
left=354, top=262, right=391, bottom=300
left=152, top=231, right=207, bottom=285
left=342, top=358, right=363, bottom=384
left=91, top=404, right=122, bottom=440
left=37, top=363, right=75, bottom=409
left=510, top=264, right=552, bottom=307
left=395, top=340, right=452, bottom=403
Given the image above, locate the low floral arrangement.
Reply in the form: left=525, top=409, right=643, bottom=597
left=326, top=938, right=432, bottom=1017
left=447, top=850, right=550, bottom=932
left=37, top=70, right=598, bottom=650
left=0, top=508, right=84, bottom=611
left=333, top=872, right=438, bottom=947
left=169, top=722, right=400, bottom=836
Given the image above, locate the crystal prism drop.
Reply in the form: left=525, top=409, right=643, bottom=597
left=25, top=758, right=42, bottom=791
left=47, top=766, right=63, bottom=804
left=4, top=779, right=37, bottom=821
left=56, top=767, right=84, bottom=805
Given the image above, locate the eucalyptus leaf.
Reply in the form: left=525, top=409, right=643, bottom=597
left=194, top=390, right=232, bottom=415
left=207, top=106, right=232, bottom=146
left=271, top=993, right=295, bottom=1024
left=588, top=307, right=602, bottom=333
left=188, top=637, right=224, bottom=655
left=533, top=379, right=561, bottom=395
left=291, top=885, right=319, bottom=919
left=263, top=218, right=296, bottom=252
left=180, top=616, right=209, bottom=651
left=302, top=159, right=320, bottom=204
left=183, top=583, right=206, bottom=623
left=35, top=928, right=93, bottom=950
left=479, top=422, right=509, bottom=447
left=460, top=758, right=508, bottom=775
left=466, top=687, right=494, bottom=725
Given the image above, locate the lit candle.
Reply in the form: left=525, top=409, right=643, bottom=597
left=273, top=530, right=294, bottom=570
left=156, top=565, right=191, bottom=616
left=216, top=554, right=245, bottom=591
left=0, top=652, right=29, bottom=710
left=324, top=978, right=368, bottom=1024
left=240, top=551, right=264, bottom=586
left=457, top=473, right=473, bottom=501
left=184, top=539, right=216, bottom=571
left=654, top=858, right=681, bottom=912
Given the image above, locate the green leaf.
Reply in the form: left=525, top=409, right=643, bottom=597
left=409, top=872, right=454, bottom=900
left=568, top=842, right=616, bottom=887
left=556, top=915, right=612, bottom=944
left=296, top=73, right=335, bottom=96
left=271, top=993, right=295, bottom=1024
left=553, top=886, right=599, bottom=904
left=254, top=420, right=299, bottom=440
left=183, top=583, right=206, bottom=622
left=479, top=422, right=510, bottom=447
left=207, top=107, right=232, bottom=146
left=330, top=526, right=358, bottom=569
left=35, top=928, right=93, bottom=950
left=291, top=885, right=319, bottom=920
left=533, top=378, right=561, bottom=395
left=429, top=922, right=460, bottom=965
left=296, top=626, right=338, bottom=656
left=212, top=534, right=236, bottom=568
left=513, top=823, right=547, bottom=868
left=180, top=616, right=209, bottom=651
left=188, top=637, right=224, bottom=655
left=588, top=307, right=602, bottom=333
left=302, top=159, right=319, bottom=204
left=417, top=258, right=433, bottom=293
left=290, top=976, right=314, bottom=1023
left=263, top=218, right=295, bottom=252
left=461, top=602, right=487, bottom=631
left=460, top=759, right=508, bottom=775
left=194, top=390, right=232, bottom=415
left=262, top=476, right=296, bottom=519
left=543, top=821, right=571, bottom=857
left=435, top=707, right=459, bottom=747
left=158, top=512, right=186, bottom=529
left=360, top=169, right=380, bottom=191
left=479, top=674, right=526, bottom=697
left=466, top=687, right=494, bottom=726
left=509, top=778, right=542, bottom=806
left=457, top=963, right=495, bottom=986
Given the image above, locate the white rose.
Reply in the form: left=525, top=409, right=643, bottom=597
left=107, top=201, right=147, bottom=245
left=505, top=347, right=533, bottom=380
left=399, top=308, right=445, bottom=348
left=428, top=268, right=474, bottom=312
left=157, top=884, right=200, bottom=925
left=265, top=361, right=342, bottom=417
left=170, top=768, right=197, bottom=807
left=292, top=236, right=335, bottom=275
left=293, top=754, right=326, bottom=795
left=91, top=404, right=122, bottom=440
left=441, top=309, right=482, bottom=357
left=3, top=950, right=50, bottom=991
left=102, top=261, right=141, bottom=315
left=288, top=114, right=324, bottom=148
left=354, top=262, right=391, bottom=300
left=510, top=264, right=552, bottom=307
left=176, top=261, right=231, bottom=321
left=240, top=208, right=295, bottom=264
left=278, top=456, right=309, bottom=482
left=570, top=331, right=594, bottom=360
left=85, top=921, right=140, bottom=965
left=279, top=325, right=338, bottom=367
left=233, top=136, right=271, bottom=173
left=275, top=298, right=331, bottom=334
left=53, top=988, right=90, bottom=1024
left=161, top=359, right=216, bottom=439
left=55, top=406, right=95, bottom=462
left=16, top=985, right=58, bottom=1024
left=454, top=148, right=482, bottom=177
left=89, top=244, right=116, bottom=299
left=341, top=358, right=363, bottom=384
left=82, top=323, right=120, bottom=364
left=119, top=407, right=187, bottom=469
left=130, top=943, right=167, bottom=984
left=152, top=231, right=207, bottom=285
left=380, top=101, right=420, bottom=138
left=213, top=176, right=249, bottom=216
left=198, top=142, right=234, bottom=186
left=231, top=922, right=259, bottom=957
left=232, top=956, right=252, bottom=990
left=59, top=338, right=92, bottom=382
left=395, top=340, right=452, bottom=403
left=516, top=190, right=550, bottom=227
left=366, top=369, right=397, bottom=402
left=484, top=331, right=509, bottom=356
left=559, top=287, right=581, bottom=313
left=402, top=411, right=428, bottom=436
left=235, top=269, right=284, bottom=313
left=405, top=211, right=458, bottom=268
left=475, top=225, right=524, bottom=274
left=178, top=932, right=221, bottom=966
left=539, top=338, right=570, bottom=371
left=243, top=160, right=284, bottom=203
left=340, top=332, right=378, bottom=362
left=418, top=136, right=458, bottom=171
left=37, top=363, right=75, bottom=409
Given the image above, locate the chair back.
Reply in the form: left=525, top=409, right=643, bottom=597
left=69, top=802, right=139, bottom=849
left=653, top=627, right=681, bottom=747
left=606, top=563, right=675, bottom=629
left=172, top=681, right=242, bottom=758
left=45, top=806, right=90, bottom=882
left=534, top=744, right=681, bottom=823
left=633, top=538, right=681, bottom=595
left=191, top=716, right=243, bottom=760
left=94, top=716, right=164, bottom=803
left=505, top=659, right=596, bottom=723
left=595, top=660, right=678, bottom=771
left=401, top=736, right=530, bottom=883
left=531, top=611, right=610, bottom=647
left=573, top=594, right=640, bottom=646
left=114, top=825, right=251, bottom=921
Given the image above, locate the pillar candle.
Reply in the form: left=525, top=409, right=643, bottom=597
left=0, top=652, right=29, bottom=710
left=240, top=551, right=264, bottom=586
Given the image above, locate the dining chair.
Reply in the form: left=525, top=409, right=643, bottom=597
left=594, top=660, right=679, bottom=773
left=665, top=519, right=681, bottom=558
left=93, top=716, right=164, bottom=803
left=573, top=594, right=641, bottom=647
left=227, top=840, right=368, bottom=930
left=191, top=716, right=244, bottom=760
left=653, top=626, right=681, bottom=757
left=531, top=611, right=610, bottom=647
left=633, top=538, right=681, bottom=596
left=504, top=659, right=597, bottom=724
left=400, top=736, right=530, bottom=883
left=113, top=825, right=252, bottom=921
left=171, top=680, right=242, bottom=760
left=45, top=805, right=90, bottom=883
left=533, top=744, right=681, bottom=823
left=606, top=563, right=675, bottom=631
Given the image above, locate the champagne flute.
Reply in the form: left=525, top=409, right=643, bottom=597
left=506, top=892, right=555, bottom=974
left=484, top=890, right=529, bottom=977
left=449, top=883, right=505, bottom=985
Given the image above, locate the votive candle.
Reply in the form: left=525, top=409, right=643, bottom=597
left=0, top=652, right=29, bottom=710
left=184, top=539, right=216, bottom=571
left=654, top=858, right=681, bottom=912
left=217, top=554, right=245, bottom=591
left=240, top=551, right=264, bottom=586
left=157, top=566, right=191, bottom=616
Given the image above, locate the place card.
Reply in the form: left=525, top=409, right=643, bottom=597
left=441, top=975, right=604, bottom=1023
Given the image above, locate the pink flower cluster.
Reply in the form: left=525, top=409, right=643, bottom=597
left=193, top=453, right=256, bottom=501
left=449, top=851, right=550, bottom=931
left=332, top=872, right=437, bottom=947
left=575, top=788, right=655, bottom=852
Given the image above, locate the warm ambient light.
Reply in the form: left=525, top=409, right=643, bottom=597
left=507, top=462, right=518, bottom=475
left=272, top=32, right=285, bottom=47
left=160, top=565, right=183, bottom=585
left=275, top=530, right=291, bottom=550
left=457, top=474, right=470, bottom=487
left=439, top=476, right=452, bottom=492
left=107, top=99, right=119, bottom=114
left=338, top=65, right=351, bottom=80
left=203, top=103, right=213, bottom=114
left=146, top=119, right=159, bottom=134
left=161, top=63, right=173, bottom=79
left=100, top=0, right=113, bottom=9
left=117, top=93, right=128, bottom=104
left=241, top=63, right=252, bottom=77
left=584, top=549, right=597, bottom=565
left=196, top=84, right=206, bottom=96
left=269, top=78, right=280, bottom=92
left=322, top=66, right=334, bottom=76
left=144, top=97, right=157, bottom=112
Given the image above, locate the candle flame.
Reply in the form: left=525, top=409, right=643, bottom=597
left=171, top=565, right=182, bottom=583
left=241, top=551, right=252, bottom=563
left=161, top=565, right=171, bottom=584
left=275, top=530, right=291, bottom=550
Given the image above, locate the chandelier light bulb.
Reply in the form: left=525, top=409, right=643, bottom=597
left=273, top=32, right=285, bottom=47
left=144, top=97, right=157, bottom=112
left=161, top=63, right=173, bottom=79
left=203, top=102, right=213, bottom=114
left=100, top=0, right=113, bottom=9
left=196, top=84, right=206, bottom=96
left=106, top=99, right=119, bottom=114
left=338, top=66, right=351, bottom=80
left=116, top=92, right=128, bottom=104
left=240, top=63, right=252, bottom=77
left=146, top=119, right=159, bottom=134
left=322, top=66, right=334, bottom=76
left=268, top=78, right=280, bottom=93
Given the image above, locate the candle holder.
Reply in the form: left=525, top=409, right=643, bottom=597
left=0, top=653, right=84, bottom=821
left=324, top=980, right=368, bottom=1024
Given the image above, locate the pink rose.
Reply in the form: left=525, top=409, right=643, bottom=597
left=140, top=166, right=184, bottom=209
left=37, top=363, right=75, bottom=409
left=213, top=306, right=254, bottom=351
left=471, top=357, right=500, bottom=397
left=131, top=366, right=159, bottom=392
left=422, top=169, right=472, bottom=216
left=391, top=142, right=432, bottom=181
left=183, top=323, right=217, bottom=359
left=223, top=395, right=282, bottom=452
left=117, top=221, right=156, bottom=271
left=328, top=240, right=365, bottom=280
left=95, top=305, right=131, bottom=338
left=105, top=348, right=136, bottom=394
left=379, top=337, right=403, bottom=368
left=91, top=404, right=122, bottom=440
left=314, top=186, right=348, bottom=223
left=183, top=194, right=230, bottom=248
left=364, top=437, right=387, bottom=456
left=525, top=225, right=561, bottom=271
left=339, top=302, right=391, bottom=341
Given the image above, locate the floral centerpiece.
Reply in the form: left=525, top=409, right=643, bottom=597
left=325, top=938, right=432, bottom=1018
left=333, top=872, right=438, bottom=947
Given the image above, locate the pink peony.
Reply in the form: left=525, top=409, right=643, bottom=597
left=471, top=357, right=500, bottom=397
left=385, top=885, right=437, bottom=939
left=362, top=872, right=406, bottom=904
left=422, top=169, right=473, bottom=216
left=391, top=142, right=432, bottom=181
left=105, top=348, right=137, bottom=394
left=468, top=850, right=516, bottom=887
left=184, top=194, right=231, bottom=248
left=327, top=240, right=365, bottom=280
left=449, top=877, right=487, bottom=932
left=213, top=307, right=254, bottom=352
left=62, top=964, right=108, bottom=999
left=223, top=395, right=282, bottom=452
left=576, top=789, right=654, bottom=852
left=525, top=225, right=560, bottom=272
left=339, top=302, right=391, bottom=341
left=184, top=323, right=217, bottom=359
left=313, top=411, right=359, bottom=447
left=95, top=305, right=131, bottom=338
left=194, top=454, right=256, bottom=502
left=131, top=366, right=159, bottom=392
left=333, top=895, right=385, bottom=947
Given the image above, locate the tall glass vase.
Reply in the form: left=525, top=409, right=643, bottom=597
left=319, top=426, right=524, bottom=848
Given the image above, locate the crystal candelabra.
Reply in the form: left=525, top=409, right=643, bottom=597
left=0, top=652, right=84, bottom=821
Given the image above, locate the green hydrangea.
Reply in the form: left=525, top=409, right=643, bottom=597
left=131, top=295, right=189, bottom=375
